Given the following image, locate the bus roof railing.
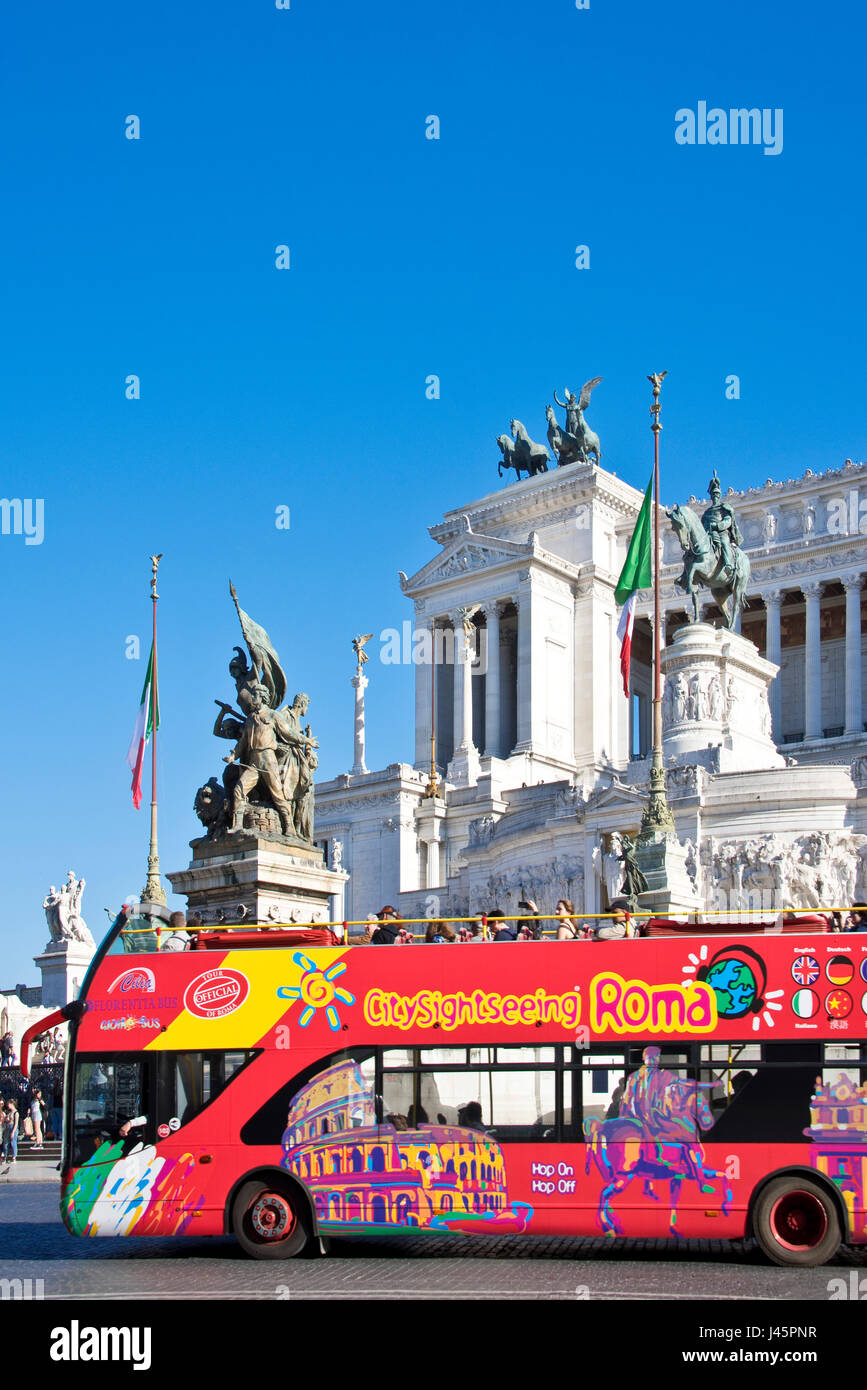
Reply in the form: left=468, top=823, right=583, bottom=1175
left=116, top=905, right=852, bottom=949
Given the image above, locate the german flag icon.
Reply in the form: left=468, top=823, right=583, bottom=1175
left=826, top=955, right=855, bottom=985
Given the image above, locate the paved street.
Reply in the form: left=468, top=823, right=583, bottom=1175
left=2, top=1182, right=864, bottom=1301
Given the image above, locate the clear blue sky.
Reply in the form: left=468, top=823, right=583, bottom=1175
left=1, top=0, right=865, bottom=981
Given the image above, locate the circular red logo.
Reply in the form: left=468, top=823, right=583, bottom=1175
left=157, top=1123, right=170, bottom=1139
left=183, top=968, right=249, bottom=1020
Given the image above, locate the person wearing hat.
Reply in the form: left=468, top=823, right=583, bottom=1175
left=593, top=898, right=630, bottom=940
left=368, top=906, right=401, bottom=945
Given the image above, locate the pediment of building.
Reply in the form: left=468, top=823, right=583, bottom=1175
left=399, top=524, right=534, bottom=595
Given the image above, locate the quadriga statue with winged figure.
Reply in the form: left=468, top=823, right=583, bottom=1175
left=496, top=376, right=603, bottom=483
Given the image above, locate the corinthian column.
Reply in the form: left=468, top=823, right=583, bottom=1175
left=845, top=575, right=864, bottom=736
left=453, top=612, right=477, bottom=755
left=763, top=589, right=782, bottom=742
left=351, top=669, right=368, bottom=774
left=483, top=602, right=501, bottom=757
left=803, top=582, right=823, bottom=741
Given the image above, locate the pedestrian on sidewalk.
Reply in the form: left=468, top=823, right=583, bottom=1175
left=29, top=1089, right=45, bottom=1150
left=1, top=1099, right=18, bottom=1163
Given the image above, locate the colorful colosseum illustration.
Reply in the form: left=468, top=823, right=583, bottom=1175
left=805, top=1073, right=867, bottom=1240
left=280, top=1060, right=533, bottom=1235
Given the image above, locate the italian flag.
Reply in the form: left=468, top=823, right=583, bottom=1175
left=126, top=644, right=159, bottom=809
left=615, top=476, right=654, bottom=697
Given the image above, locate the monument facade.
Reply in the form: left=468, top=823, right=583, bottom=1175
left=312, top=392, right=867, bottom=926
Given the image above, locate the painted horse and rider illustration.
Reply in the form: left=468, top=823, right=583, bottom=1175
left=584, top=1046, right=733, bottom=1236
left=667, top=471, right=751, bottom=629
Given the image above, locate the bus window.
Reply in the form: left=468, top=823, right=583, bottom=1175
left=240, top=1048, right=376, bottom=1146
left=159, top=1051, right=256, bottom=1134
left=71, top=1058, right=149, bottom=1168
left=383, top=1049, right=558, bottom=1141
left=697, top=1043, right=818, bottom=1143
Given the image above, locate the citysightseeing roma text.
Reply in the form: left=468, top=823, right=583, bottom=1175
left=363, top=973, right=718, bottom=1035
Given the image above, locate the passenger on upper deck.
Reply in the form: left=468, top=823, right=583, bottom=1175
left=556, top=899, right=586, bottom=940
left=161, top=910, right=191, bottom=952
left=367, top=906, right=402, bottom=945
left=516, top=900, right=543, bottom=940
left=847, top=905, right=867, bottom=932
left=591, top=898, right=631, bottom=940
left=487, top=910, right=516, bottom=942
left=425, top=920, right=456, bottom=943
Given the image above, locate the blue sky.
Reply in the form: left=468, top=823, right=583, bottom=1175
left=1, top=0, right=865, bottom=981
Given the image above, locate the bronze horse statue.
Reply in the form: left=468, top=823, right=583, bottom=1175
left=496, top=420, right=549, bottom=480
left=667, top=503, right=750, bottom=629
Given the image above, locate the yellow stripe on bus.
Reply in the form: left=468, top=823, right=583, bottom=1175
left=144, top=946, right=350, bottom=1051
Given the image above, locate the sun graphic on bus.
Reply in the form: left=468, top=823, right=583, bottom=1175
left=682, top=943, right=784, bottom=1032
left=277, top=954, right=355, bottom=1032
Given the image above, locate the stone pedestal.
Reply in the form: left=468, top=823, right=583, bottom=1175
left=634, top=832, right=702, bottom=918
left=446, top=746, right=481, bottom=788
left=34, top=939, right=95, bottom=1007
left=662, top=623, right=784, bottom=773
left=167, top=832, right=349, bottom=927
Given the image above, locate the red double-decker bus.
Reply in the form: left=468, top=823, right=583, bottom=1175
left=36, top=912, right=867, bottom=1265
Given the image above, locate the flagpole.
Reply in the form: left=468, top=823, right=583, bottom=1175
left=425, top=619, right=439, bottom=798
left=142, top=554, right=167, bottom=905
left=640, top=373, right=675, bottom=839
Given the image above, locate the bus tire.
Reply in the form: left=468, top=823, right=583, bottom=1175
left=752, top=1175, right=841, bottom=1267
left=232, top=1179, right=310, bottom=1259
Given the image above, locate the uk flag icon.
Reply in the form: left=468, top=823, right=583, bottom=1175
left=791, top=955, right=820, bottom=986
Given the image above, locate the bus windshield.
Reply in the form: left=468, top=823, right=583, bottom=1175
left=71, top=1058, right=148, bottom=1168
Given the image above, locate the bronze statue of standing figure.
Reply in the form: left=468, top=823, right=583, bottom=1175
left=197, top=585, right=319, bottom=843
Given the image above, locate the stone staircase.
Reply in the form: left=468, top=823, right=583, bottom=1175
left=15, top=1139, right=61, bottom=1165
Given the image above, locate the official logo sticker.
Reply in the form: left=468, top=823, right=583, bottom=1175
left=168, top=1117, right=181, bottom=1132
left=184, top=968, right=249, bottom=1019
left=158, top=1123, right=170, bottom=1139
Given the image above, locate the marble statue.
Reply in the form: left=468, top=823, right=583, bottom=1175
left=44, top=872, right=94, bottom=947
left=762, top=510, right=777, bottom=547
left=603, top=833, right=625, bottom=901
left=687, top=673, right=703, bottom=721
left=711, top=831, right=867, bottom=912
left=667, top=474, right=751, bottom=628
left=331, top=839, right=343, bottom=869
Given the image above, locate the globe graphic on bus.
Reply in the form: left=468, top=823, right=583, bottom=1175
left=704, top=956, right=759, bottom=1018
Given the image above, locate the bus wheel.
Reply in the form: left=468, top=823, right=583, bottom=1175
left=232, top=1180, right=309, bottom=1259
left=753, top=1177, right=841, bottom=1267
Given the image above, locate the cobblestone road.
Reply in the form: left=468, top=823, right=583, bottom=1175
left=1, top=1183, right=864, bottom=1300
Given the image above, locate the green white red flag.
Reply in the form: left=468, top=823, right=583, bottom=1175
left=614, top=476, right=653, bottom=697
left=126, top=643, right=159, bottom=809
